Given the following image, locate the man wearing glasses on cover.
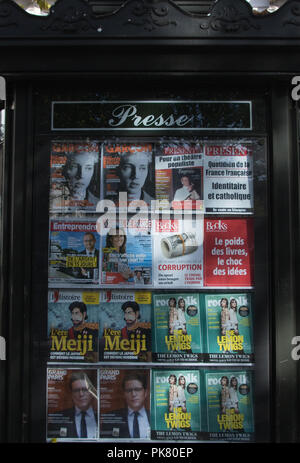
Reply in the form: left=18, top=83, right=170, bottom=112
left=102, top=372, right=150, bottom=439
left=59, top=372, right=98, bottom=439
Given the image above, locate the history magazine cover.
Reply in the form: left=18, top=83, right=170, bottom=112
left=47, top=368, right=98, bottom=440
left=49, top=141, right=101, bottom=212
left=155, top=142, right=204, bottom=211
left=203, top=369, right=254, bottom=441
left=151, top=369, right=202, bottom=440
left=152, top=293, right=203, bottom=362
left=48, top=289, right=99, bottom=362
left=48, top=218, right=100, bottom=287
left=152, top=217, right=204, bottom=288
left=203, top=293, right=254, bottom=363
left=99, top=368, right=151, bottom=439
left=99, top=218, right=152, bottom=287
left=98, top=290, right=151, bottom=362
left=101, top=142, right=154, bottom=208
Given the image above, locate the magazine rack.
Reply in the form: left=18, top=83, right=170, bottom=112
left=0, top=0, right=299, bottom=444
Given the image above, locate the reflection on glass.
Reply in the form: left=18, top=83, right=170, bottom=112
left=246, top=0, right=287, bottom=13
left=12, top=0, right=56, bottom=16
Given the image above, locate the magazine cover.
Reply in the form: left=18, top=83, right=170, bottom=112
left=153, top=217, right=204, bottom=288
left=204, top=293, right=254, bottom=363
left=98, top=291, right=151, bottom=362
left=102, top=142, right=154, bottom=207
left=151, top=369, right=202, bottom=440
left=155, top=143, right=204, bottom=211
left=48, top=289, right=99, bottom=362
left=203, top=141, right=254, bottom=214
left=99, top=368, right=151, bottom=439
left=99, top=218, right=152, bottom=287
left=203, top=369, right=254, bottom=441
left=152, top=293, right=203, bottom=362
left=203, top=217, right=254, bottom=288
left=48, top=219, right=100, bottom=287
left=47, top=368, right=98, bottom=440
left=49, top=141, right=101, bottom=212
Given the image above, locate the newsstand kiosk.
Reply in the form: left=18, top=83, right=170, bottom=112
left=0, top=0, right=299, bottom=444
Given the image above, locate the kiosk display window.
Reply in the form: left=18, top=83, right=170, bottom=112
left=31, top=82, right=269, bottom=442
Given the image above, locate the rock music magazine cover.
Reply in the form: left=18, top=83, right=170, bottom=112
left=151, top=369, right=202, bottom=440
left=152, top=293, right=203, bottom=362
left=203, top=369, right=254, bottom=441
left=203, top=293, right=254, bottom=363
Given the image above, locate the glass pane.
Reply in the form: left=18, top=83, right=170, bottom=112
left=31, top=81, right=269, bottom=443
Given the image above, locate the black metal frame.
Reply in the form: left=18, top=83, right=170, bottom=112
left=0, top=0, right=300, bottom=40
left=0, top=0, right=299, bottom=443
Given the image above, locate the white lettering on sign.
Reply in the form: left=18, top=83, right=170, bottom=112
left=108, top=104, right=194, bottom=128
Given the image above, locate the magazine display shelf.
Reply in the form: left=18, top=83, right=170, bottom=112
left=45, top=127, right=263, bottom=442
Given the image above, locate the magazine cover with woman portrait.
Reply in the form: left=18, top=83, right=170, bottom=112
left=48, top=218, right=100, bottom=288
left=99, top=218, right=152, bottom=287
left=47, top=368, right=98, bottom=440
left=151, top=369, right=202, bottom=440
left=101, top=142, right=154, bottom=208
left=48, top=289, right=99, bottom=363
left=203, top=293, right=254, bottom=363
left=99, top=368, right=151, bottom=439
left=98, top=290, right=151, bottom=362
left=203, top=369, right=254, bottom=441
left=49, top=141, right=101, bottom=213
left=152, top=293, right=203, bottom=362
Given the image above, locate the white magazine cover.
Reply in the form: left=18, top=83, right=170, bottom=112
left=152, top=215, right=204, bottom=288
left=203, top=140, right=254, bottom=214
left=155, top=142, right=204, bottom=212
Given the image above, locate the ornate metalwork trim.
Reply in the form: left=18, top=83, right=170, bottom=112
left=0, top=0, right=299, bottom=39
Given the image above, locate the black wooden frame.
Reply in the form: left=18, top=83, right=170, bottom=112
left=0, top=0, right=299, bottom=443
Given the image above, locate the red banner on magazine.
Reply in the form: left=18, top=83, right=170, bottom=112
left=203, top=218, right=254, bottom=287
